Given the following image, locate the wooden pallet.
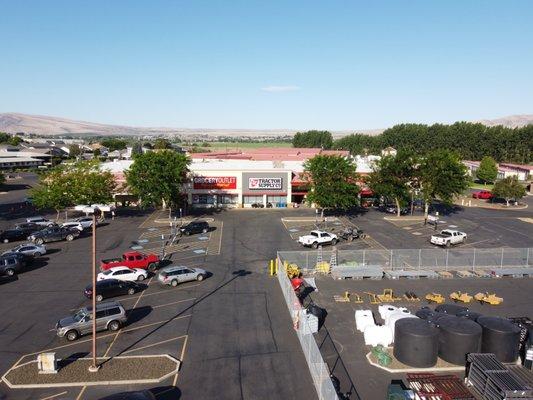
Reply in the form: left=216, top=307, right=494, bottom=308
left=438, top=271, right=453, bottom=279
left=456, top=270, right=475, bottom=278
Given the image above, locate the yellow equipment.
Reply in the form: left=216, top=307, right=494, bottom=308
left=450, top=291, right=473, bottom=303
left=365, top=292, right=381, bottom=304
left=286, top=263, right=301, bottom=279
left=377, top=289, right=402, bottom=303
left=315, top=261, right=331, bottom=274
left=474, top=292, right=503, bottom=305
left=404, top=291, right=420, bottom=302
left=333, top=291, right=351, bottom=302
left=352, top=292, right=364, bottom=304
left=425, top=292, right=445, bottom=304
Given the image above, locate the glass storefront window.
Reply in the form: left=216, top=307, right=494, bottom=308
left=243, top=195, right=263, bottom=204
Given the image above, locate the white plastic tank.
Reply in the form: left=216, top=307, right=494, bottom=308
left=378, top=304, right=397, bottom=322
left=355, top=310, right=375, bottom=333
left=364, top=325, right=393, bottom=347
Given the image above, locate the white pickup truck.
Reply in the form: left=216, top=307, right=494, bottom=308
left=430, top=229, right=467, bottom=247
left=298, top=230, right=338, bottom=248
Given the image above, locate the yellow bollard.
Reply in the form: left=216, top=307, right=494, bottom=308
left=269, top=260, right=274, bottom=276
left=284, top=260, right=288, bottom=273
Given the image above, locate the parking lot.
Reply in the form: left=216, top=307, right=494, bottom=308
left=1, top=173, right=532, bottom=400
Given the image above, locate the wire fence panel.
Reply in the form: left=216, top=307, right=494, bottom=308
left=276, top=256, right=339, bottom=400
left=278, top=248, right=533, bottom=273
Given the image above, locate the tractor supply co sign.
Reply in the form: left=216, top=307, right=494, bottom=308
left=193, top=176, right=237, bottom=190
left=248, top=177, right=283, bottom=190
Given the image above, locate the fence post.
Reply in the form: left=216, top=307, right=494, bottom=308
left=363, top=250, right=366, bottom=266
left=445, top=249, right=449, bottom=271
left=306, top=252, right=309, bottom=270
left=390, top=250, right=393, bottom=270
left=526, top=248, right=530, bottom=267
left=472, top=249, right=476, bottom=271
left=500, top=248, right=504, bottom=268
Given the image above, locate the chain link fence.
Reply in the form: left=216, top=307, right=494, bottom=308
left=278, top=247, right=533, bottom=272
left=276, top=256, right=339, bottom=400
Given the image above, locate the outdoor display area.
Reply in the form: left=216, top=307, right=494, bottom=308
left=276, top=248, right=533, bottom=400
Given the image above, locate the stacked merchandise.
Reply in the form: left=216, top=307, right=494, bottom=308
left=466, top=353, right=533, bottom=399
left=406, top=373, right=474, bottom=400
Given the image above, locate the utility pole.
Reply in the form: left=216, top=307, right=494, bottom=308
left=89, top=208, right=100, bottom=372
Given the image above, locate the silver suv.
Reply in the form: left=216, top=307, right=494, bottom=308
left=157, top=266, right=207, bottom=287
left=56, top=301, right=127, bottom=341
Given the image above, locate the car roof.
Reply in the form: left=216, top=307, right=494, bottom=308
left=160, top=265, right=189, bottom=272
left=85, top=301, right=124, bottom=312
left=107, top=266, right=131, bottom=272
left=27, top=216, right=46, bottom=220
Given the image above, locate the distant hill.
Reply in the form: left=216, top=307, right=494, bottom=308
left=0, top=112, right=531, bottom=138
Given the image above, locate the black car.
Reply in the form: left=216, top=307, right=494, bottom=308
left=1, top=252, right=29, bottom=267
left=380, top=204, right=409, bottom=215
left=84, top=279, right=141, bottom=301
left=29, top=226, right=80, bottom=245
left=0, top=223, right=42, bottom=244
left=179, top=221, right=210, bottom=236
left=0, top=255, right=23, bottom=277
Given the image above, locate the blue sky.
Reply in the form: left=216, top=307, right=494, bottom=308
left=1, top=1, right=532, bottom=130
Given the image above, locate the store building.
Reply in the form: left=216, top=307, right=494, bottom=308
left=188, top=160, right=294, bottom=208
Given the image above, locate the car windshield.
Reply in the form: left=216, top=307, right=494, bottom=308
left=103, top=270, right=113, bottom=275
left=73, top=310, right=87, bottom=322
left=13, top=245, right=23, bottom=251
left=160, top=271, right=168, bottom=278
left=441, top=231, right=452, bottom=237
left=311, top=232, right=319, bottom=237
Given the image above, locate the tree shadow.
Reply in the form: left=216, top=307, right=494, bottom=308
left=149, top=386, right=182, bottom=400
left=60, top=352, right=89, bottom=369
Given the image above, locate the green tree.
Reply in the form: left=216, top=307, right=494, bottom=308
left=476, top=156, right=498, bottom=184
left=131, top=142, right=143, bottom=155
left=7, top=136, right=23, bottom=146
left=101, top=138, right=127, bottom=152
left=0, top=172, right=5, bottom=186
left=69, top=144, right=81, bottom=159
left=0, top=132, right=10, bottom=143
left=126, top=150, right=190, bottom=209
left=303, top=155, right=359, bottom=217
left=367, top=150, right=417, bottom=216
left=293, top=130, right=333, bottom=149
left=154, top=138, right=173, bottom=150
left=93, top=148, right=101, bottom=157
left=417, top=150, right=469, bottom=221
left=492, top=177, right=526, bottom=206
left=31, top=161, right=116, bottom=219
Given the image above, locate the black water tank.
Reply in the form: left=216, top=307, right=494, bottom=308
left=437, top=315, right=482, bottom=365
left=456, top=310, right=483, bottom=322
left=394, top=319, right=439, bottom=368
left=477, top=316, right=521, bottom=363
left=435, top=304, right=468, bottom=315
left=415, top=307, right=434, bottom=319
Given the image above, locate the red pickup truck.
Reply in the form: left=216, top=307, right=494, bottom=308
left=100, top=251, right=160, bottom=272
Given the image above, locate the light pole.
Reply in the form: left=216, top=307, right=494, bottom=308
left=89, top=207, right=100, bottom=372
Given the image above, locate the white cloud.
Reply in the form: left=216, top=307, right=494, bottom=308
left=261, top=85, right=301, bottom=93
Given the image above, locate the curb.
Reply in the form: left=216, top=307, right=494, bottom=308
left=2, top=354, right=180, bottom=389
left=365, top=352, right=463, bottom=373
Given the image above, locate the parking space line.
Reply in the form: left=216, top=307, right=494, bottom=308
left=173, top=334, right=189, bottom=386
left=40, top=391, right=68, bottom=400
left=75, top=387, right=87, bottom=400
left=207, top=221, right=223, bottom=255
left=120, top=283, right=202, bottom=302
left=152, top=298, right=196, bottom=310
left=103, top=276, right=154, bottom=357
left=122, top=335, right=187, bottom=355
left=138, top=209, right=160, bottom=229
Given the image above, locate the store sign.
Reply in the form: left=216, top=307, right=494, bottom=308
left=193, top=176, right=236, bottom=189
left=249, top=177, right=282, bottom=190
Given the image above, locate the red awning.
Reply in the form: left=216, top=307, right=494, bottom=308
left=291, top=192, right=308, bottom=195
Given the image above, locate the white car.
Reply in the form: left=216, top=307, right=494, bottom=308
left=298, top=230, right=339, bottom=249
left=61, top=221, right=84, bottom=231
left=430, top=229, right=467, bottom=247
left=76, top=217, right=96, bottom=229
left=97, top=266, right=147, bottom=282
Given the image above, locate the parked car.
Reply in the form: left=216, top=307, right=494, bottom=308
left=0, top=255, right=23, bottom=277
left=55, top=301, right=127, bottom=341
left=14, top=222, right=43, bottom=232
left=100, top=251, right=160, bottom=272
left=0, top=227, right=37, bottom=243
left=179, top=221, right=210, bottom=236
left=380, top=204, right=409, bottom=215
left=4, top=243, right=46, bottom=257
left=61, top=221, right=84, bottom=231
left=157, top=265, right=207, bottom=287
left=26, top=216, right=55, bottom=227
left=472, top=190, right=493, bottom=200
left=1, top=252, right=29, bottom=267
left=84, top=279, right=142, bottom=301
left=298, top=230, right=338, bottom=249
left=28, top=226, right=80, bottom=245
left=430, top=229, right=467, bottom=247
left=98, top=266, right=147, bottom=282
left=76, top=216, right=97, bottom=229
left=339, top=227, right=366, bottom=241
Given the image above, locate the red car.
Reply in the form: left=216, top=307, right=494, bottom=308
left=100, top=251, right=160, bottom=272
left=472, top=190, right=493, bottom=199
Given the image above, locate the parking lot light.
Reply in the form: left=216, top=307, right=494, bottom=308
left=89, top=208, right=100, bottom=373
